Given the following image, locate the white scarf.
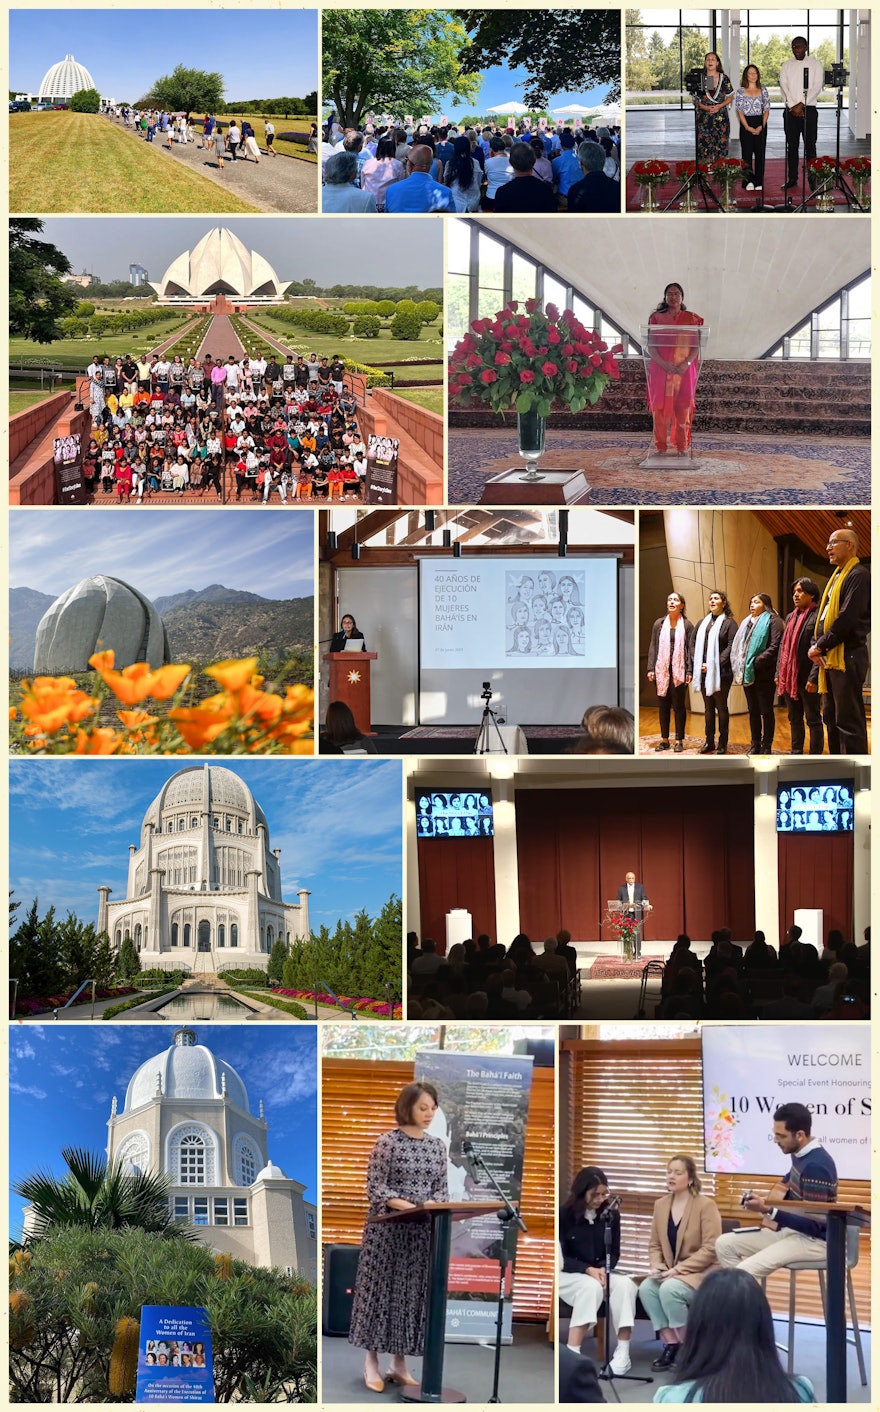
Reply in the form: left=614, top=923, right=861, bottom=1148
left=731, top=615, right=758, bottom=686
left=694, top=612, right=726, bottom=696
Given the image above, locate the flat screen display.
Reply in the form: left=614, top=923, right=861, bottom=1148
left=415, top=789, right=494, bottom=839
left=776, top=782, right=854, bottom=833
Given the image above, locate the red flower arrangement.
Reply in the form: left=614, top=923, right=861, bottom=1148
left=632, top=159, right=670, bottom=187
left=843, top=155, right=871, bottom=178
left=806, top=155, right=837, bottom=192
left=712, top=157, right=746, bottom=180
left=606, top=915, right=640, bottom=961
left=449, top=300, right=622, bottom=416
left=674, top=160, right=711, bottom=179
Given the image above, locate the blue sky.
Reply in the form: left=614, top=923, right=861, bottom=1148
left=10, top=510, right=315, bottom=604
left=9, top=758, right=403, bottom=928
left=436, top=72, right=614, bottom=120
left=10, top=10, right=317, bottom=103
left=9, top=1025, right=318, bottom=1240
left=33, top=219, right=443, bottom=291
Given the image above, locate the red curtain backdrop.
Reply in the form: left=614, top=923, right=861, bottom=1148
left=515, top=786, right=755, bottom=943
left=417, top=837, right=496, bottom=953
left=778, top=830, right=854, bottom=941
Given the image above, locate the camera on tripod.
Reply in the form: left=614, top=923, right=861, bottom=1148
left=481, top=680, right=493, bottom=703
left=824, top=62, right=849, bottom=88
left=684, top=67, right=710, bottom=96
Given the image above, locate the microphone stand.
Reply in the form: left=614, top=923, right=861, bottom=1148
left=462, top=1141, right=527, bottom=1403
left=597, top=1203, right=652, bottom=1401
left=662, top=78, right=721, bottom=212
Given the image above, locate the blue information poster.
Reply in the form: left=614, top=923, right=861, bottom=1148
left=135, top=1306, right=214, bottom=1403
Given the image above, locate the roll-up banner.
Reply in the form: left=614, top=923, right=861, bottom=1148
left=702, top=1024, right=871, bottom=1179
left=415, top=1050, right=533, bottom=1342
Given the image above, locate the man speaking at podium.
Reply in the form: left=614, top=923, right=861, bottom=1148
left=617, top=872, right=648, bottom=918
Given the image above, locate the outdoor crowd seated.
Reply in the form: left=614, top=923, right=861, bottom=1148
left=321, top=116, right=621, bottom=213
left=407, top=929, right=579, bottom=1020
left=84, top=348, right=366, bottom=503
left=656, top=923, right=869, bottom=1020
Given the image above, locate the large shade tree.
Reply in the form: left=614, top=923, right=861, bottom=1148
left=10, top=218, right=77, bottom=343
left=322, top=10, right=480, bottom=128
left=456, top=9, right=622, bottom=107
left=141, top=63, right=224, bottom=112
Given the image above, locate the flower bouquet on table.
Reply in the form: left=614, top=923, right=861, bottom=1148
left=711, top=156, right=746, bottom=209
left=449, top=300, right=621, bottom=480
left=806, top=155, right=837, bottom=209
left=631, top=158, right=670, bottom=210
left=842, top=155, right=870, bottom=209
left=607, top=913, right=641, bottom=961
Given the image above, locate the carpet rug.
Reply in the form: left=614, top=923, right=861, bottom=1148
left=625, top=156, right=870, bottom=213
left=447, top=430, right=869, bottom=507
left=589, top=957, right=666, bottom=979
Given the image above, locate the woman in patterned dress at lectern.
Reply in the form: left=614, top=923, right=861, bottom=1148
left=349, top=1082, right=449, bottom=1393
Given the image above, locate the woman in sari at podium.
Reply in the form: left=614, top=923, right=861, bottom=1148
left=645, top=284, right=705, bottom=456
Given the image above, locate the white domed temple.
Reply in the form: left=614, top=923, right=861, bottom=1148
left=150, top=228, right=291, bottom=305
left=26, top=1027, right=317, bottom=1277
left=99, top=765, right=310, bottom=973
left=38, top=54, right=96, bottom=103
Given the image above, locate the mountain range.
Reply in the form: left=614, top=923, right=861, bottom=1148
left=10, top=584, right=313, bottom=671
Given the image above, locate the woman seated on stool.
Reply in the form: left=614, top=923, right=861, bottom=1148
left=559, top=1166, right=638, bottom=1375
left=639, top=1154, right=721, bottom=1369
left=653, top=1267, right=814, bottom=1402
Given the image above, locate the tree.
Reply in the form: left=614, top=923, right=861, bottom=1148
left=9, top=219, right=76, bottom=343
left=456, top=9, right=622, bottom=106
left=322, top=10, right=481, bottom=128
left=416, top=299, right=441, bottom=323
left=142, top=63, right=224, bottom=113
left=353, top=314, right=381, bottom=338
left=15, top=1147, right=190, bottom=1242
left=10, top=1226, right=316, bottom=1404
left=358, top=894, right=402, bottom=1000
left=116, top=936, right=141, bottom=980
left=267, top=936, right=289, bottom=984
left=10, top=899, right=65, bottom=1000
left=68, top=87, right=101, bottom=113
left=391, top=309, right=423, bottom=340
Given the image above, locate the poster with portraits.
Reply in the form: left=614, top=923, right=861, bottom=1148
left=53, top=433, right=87, bottom=505
left=136, top=1305, right=214, bottom=1402
left=505, top=569, right=586, bottom=659
left=364, top=434, right=399, bottom=505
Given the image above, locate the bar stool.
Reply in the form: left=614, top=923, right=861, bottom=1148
left=763, top=1225, right=867, bottom=1386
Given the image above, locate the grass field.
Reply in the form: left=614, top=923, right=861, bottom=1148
left=247, top=311, right=443, bottom=382
left=392, top=387, right=443, bottom=414
left=190, top=113, right=318, bottom=163
left=10, top=390, right=57, bottom=415
left=10, top=112, right=259, bottom=213
left=10, top=314, right=199, bottom=368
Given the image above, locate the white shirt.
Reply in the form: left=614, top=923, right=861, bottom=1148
left=779, top=55, right=823, bottom=108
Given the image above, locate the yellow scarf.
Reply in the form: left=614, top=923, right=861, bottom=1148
left=816, top=556, right=859, bottom=688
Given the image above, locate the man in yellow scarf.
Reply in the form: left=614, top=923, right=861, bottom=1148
left=807, top=529, right=870, bottom=754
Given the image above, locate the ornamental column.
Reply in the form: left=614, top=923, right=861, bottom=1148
left=97, top=886, right=111, bottom=938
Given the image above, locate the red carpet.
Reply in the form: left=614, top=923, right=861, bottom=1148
left=589, top=957, right=665, bottom=979
left=626, top=157, right=869, bottom=212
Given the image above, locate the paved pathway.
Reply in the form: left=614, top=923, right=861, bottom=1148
left=196, top=314, right=247, bottom=364
left=114, top=120, right=317, bottom=213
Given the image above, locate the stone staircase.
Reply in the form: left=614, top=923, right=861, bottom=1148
left=450, top=358, right=870, bottom=438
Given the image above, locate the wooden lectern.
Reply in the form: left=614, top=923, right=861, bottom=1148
left=370, top=1200, right=506, bottom=1403
left=322, top=651, right=378, bottom=737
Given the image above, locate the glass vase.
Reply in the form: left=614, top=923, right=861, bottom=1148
left=516, top=409, right=547, bottom=481
left=853, top=177, right=870, bottom=211
left=640, top=183, right=659, bottom=212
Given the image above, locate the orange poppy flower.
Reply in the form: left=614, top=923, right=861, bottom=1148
left=204, top=658, right=259, bottom=692
left=167, top=707, right=232, bottom=751
left=73, top=728, right=122, bottom=755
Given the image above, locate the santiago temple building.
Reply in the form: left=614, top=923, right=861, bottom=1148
left=98, top=765, right=311, bottom=973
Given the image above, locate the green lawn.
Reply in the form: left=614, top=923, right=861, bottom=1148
left=392, top=387, right=443, bottom=414
left=10, top=389, right=59, bottom=414
left=246, top=311, right=443, bottom=382
left=10, top=314, right=199, bottom=367
left=10, top=111, right=259, bottom=213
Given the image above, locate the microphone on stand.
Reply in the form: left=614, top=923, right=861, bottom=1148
left=803, top=66, right=810, bottom=92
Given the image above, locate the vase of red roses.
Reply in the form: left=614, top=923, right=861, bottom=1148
left=712, top=156, right=746, bottom=210
left=843, top=155, right=870, bottom=211
left=449, top=300, right=621, bottom=482
left=807, top=155, right=837, bottom=211
left=632, top=159, right=670, bottom=211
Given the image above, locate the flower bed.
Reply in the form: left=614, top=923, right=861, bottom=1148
left=271, top=987, right=402, bottom=1019
left=14, top=985, right=138, bottom=1017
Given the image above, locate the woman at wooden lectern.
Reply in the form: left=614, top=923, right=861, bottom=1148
left=329, top=613, right=366, bottom=652
left=349, top=1081, right=449, bottom=1392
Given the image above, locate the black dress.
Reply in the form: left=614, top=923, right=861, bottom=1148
left=348, top=1129, right=448, bottom=1355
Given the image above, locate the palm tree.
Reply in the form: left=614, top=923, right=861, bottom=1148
left=15, top=1146, right=194, bottom=1242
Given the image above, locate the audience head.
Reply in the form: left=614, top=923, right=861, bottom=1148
left=407, top=144, right=433, bottom=173
left=672, top=1268, right=804, bottom=1402
left=577, top=141, right=606, bottom=175
left=324, top=151, right=359, bottom=186
left=580, top=704, right=635, bottom=752
left=323, top=700, right=363, bottom=745
left=509, top=141, right=537, bottom=174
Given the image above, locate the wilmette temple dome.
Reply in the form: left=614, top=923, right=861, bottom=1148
left=151, top=228, right=290, bottom=304
left=39, top=54, right=96, bottom=102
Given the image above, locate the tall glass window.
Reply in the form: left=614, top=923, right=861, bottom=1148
left=767, top=272, right=870, bottom=358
